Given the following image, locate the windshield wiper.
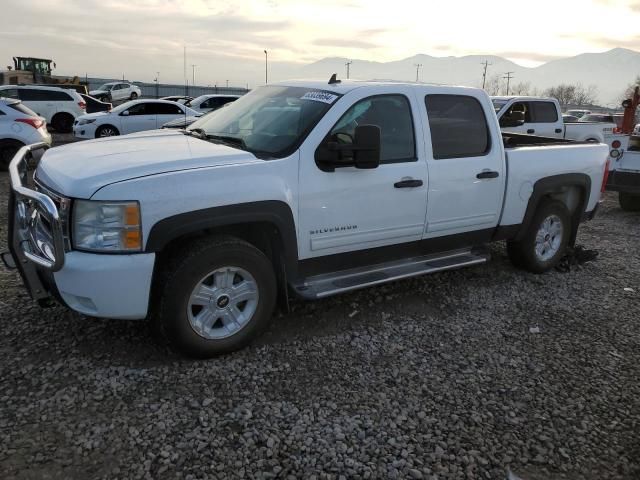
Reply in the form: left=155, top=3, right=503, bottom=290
left=206, top=134, right=247, bottom=150
left=183, top=128, right=205, bottom=138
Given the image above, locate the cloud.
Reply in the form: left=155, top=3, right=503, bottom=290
left=313, top=38, right=380, bottom=49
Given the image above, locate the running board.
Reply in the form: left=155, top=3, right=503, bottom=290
left=292, top=248, right=490, bottom=299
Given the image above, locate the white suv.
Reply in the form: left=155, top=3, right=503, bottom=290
left=0, top=85, right=86, bottom=133
left=0, top=98, right=51, bottom=169
left=89, top=82, right=142, bottom=103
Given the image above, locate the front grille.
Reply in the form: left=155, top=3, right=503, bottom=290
left=33, top=178, right=72, bottom=251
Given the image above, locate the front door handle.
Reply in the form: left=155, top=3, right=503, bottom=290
left=527, top=129, right=535, bottom=134
left=394, top=179, right=423, bottom=188
left=476, top=170, right=499, bottom=179
left=555, top=128, right=563, bottom=134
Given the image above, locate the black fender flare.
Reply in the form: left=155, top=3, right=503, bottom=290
left=516, top=173, right=592, bottom=244
left=144, top=200, right=299, bottom=276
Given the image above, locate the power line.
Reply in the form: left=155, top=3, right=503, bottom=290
left=414, top=63, right=423, bottom=82
left=503, top=71, right=515, bottom=96
left=481, top=60, right=492, bottom=89
left=345, top=60, right=352, bottom=79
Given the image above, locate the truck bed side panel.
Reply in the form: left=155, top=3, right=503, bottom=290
left=500, top=143, right=608, bottom=226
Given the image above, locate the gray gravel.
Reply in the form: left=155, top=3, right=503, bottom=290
left=1, top=170, right=639, bottom=480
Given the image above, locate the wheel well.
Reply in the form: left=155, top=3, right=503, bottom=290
left=95, top=124, right=118, bottom=136
left=153, top=222, right=291, bottom=310
left=52, top=111, right=73, bottom=122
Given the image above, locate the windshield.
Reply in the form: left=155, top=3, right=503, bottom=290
left=492, top=99, right=509, bottom=113
left=97, top=83, right=115, bottom=91
left=187, top=86, right=340, bottom=158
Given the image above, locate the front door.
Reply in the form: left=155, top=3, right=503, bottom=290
left=298, top=90, right=429, bottom=259
left=152, top=102, right=186, bottom=127
left=419, top=91, right=505, bottom=237
left=120, top=102, right=156, bottom=134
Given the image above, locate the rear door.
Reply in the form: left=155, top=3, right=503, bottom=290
left=529, top=100, right=563, bottom=137
left=419, top=91, right=505, bottom=238
left=297, top=87, right=429, bottom=259
left=120, top=102, right=157, bottom=134
left=152, top=102, right=186, bottom=127
left=17, top=89, right=53, bottom=123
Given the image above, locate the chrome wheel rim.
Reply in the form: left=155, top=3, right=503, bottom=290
left=187, top=267, right=259, bottom=340
left=535, top=214, right=563, bottom=262
left=99, top=127, right=116, bottom=137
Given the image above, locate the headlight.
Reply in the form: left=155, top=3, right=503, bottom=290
left=78, top=119, right=96, bottom=125
left=73, top=200, right=142, bottom=252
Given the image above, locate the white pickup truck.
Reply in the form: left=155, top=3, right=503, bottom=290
left=492, top=96, right=615, bottom=143
left=4, top=80, right=609, bottom=357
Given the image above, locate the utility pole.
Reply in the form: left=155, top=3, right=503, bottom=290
left=191, top=64, right=197, bottom=86
left=183, top=45, right=188, bottom=96
left=503, top=71, right=514, bottom=96
left=264, top=50, right=268, bottom=84
left=481, top=60, right=492, bottom=89
left=345, top=60, right=352, bottom=79
left=414, top=63, right=422, bottom=82
left=155, top=71, right=160, bottom=99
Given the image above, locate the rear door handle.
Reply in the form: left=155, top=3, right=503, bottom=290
left=394, top=179, right=423, bottom=188
left=527, top=129, right=535, bottom=134
left=476, top=170, right=499, bottom=179
left=555, top=128, right=563, bottom=134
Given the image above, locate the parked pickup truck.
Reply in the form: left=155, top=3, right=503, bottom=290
left=606, top=134, right=640, bottom=211
left=4, top=80, right=609, bottom=357
left=492, top=96, right=615, bottom=143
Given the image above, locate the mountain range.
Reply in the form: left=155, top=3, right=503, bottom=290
left=286, top=48, right=640, bottom=106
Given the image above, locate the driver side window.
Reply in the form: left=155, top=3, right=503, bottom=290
left=329, top=95, right=416, bottom=163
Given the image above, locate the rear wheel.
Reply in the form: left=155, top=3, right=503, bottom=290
left=51, top=112, right=74, bottom=133
left=154, top=236, right=277, bottom=358
left=0, top=139, right=25, bottom=171
left=619, top=192, right=640, bottom=212
left=95, top=125, right=120, bottom=138
left=507, top=199, right=571, bottom=273
left=130, top=92, right=138, bottom=100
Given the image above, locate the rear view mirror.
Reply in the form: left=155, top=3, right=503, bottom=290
left=500, top=111, right=525, bottom=128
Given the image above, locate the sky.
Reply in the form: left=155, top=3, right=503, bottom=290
left=2, top=0, right=640, bottom=87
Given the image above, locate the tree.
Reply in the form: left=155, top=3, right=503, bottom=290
left=543, top=83, right=598, bottom=107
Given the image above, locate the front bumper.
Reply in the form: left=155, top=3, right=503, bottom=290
left=5, top=144, right=155, bottom=319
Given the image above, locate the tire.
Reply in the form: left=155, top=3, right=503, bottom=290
left=130, top=92, right=138, bottom=100
left=619, top=192, right=640, bottom=212
left=507, top=199, right=571, bottom=273
left=0, top=139, right=25, bottom=171
left=154, top=236, right=277, bottom=358
left=51, top=112, right=74, bottom=133
left=95, top=125, right=120, bottom=138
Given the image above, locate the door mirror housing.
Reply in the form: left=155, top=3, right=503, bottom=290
left=121, top=110, right=130, bottom=116
left=315, top=124, right=381, bottom=172
left=499, top=111, right=525, bottom=127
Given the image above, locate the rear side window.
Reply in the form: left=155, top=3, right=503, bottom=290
left=19, top=89, right=72, bottom=101
left=425, top=94, right=490, bottom=159
left=532, top=102, right=558, bottom=123
left=152, top=103, right=184, bottom=115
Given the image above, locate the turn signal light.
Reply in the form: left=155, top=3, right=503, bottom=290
left=601, top=159, right=610, bottom=193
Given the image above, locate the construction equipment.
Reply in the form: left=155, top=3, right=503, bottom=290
left=1, top=57, right=81, bottom=86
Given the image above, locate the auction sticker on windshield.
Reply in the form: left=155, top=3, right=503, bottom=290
left=301, top=91, right=339, bottom=104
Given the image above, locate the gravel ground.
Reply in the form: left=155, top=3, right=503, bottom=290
left=0, top=169, right=639, bottom=480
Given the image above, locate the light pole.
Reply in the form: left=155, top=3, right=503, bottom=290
left=345, top=60, right=352, bottom=79
left=155, top=71, right=160, bottom=98
left=264, top=49, right=268, bottom=84
left=414, top=63, right=422, bottom=82
left=191, top=64, right=197, bottom=86
left=226, top=80, right=229, bottom=88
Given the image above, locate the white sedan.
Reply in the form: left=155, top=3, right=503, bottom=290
left=73, top=100, right=201, bottom=139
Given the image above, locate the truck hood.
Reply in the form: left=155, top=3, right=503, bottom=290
left=36, top=129, right=261, bottom=198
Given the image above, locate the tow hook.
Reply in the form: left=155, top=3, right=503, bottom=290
left=1, top=251, right=17, bottom=270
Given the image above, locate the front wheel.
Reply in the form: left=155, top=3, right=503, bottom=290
left=619, top=192, right=640, bottom=212
left=130, top=92, right=138, bottom=100
left=507, top=200, right=571, bottom=273
left=0, top=139, right=25, bottom=171
left=95, top=125, right=120, bottom=138
left=155, top=236, right=277, bottom=357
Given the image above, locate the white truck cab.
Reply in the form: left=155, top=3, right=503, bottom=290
left=5, top=79, right=609, bottom=357
left=493, top=96, right=615, bottom=143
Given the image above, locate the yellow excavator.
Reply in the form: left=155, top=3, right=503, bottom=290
left=1, top=57, right=83, bottom=87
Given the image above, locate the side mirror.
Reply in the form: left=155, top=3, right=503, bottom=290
left=121, top=110, right=129, bottom=116
left=499, top=111, right=525, bottom=128
left=315, top=124, right=381, bottom=172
